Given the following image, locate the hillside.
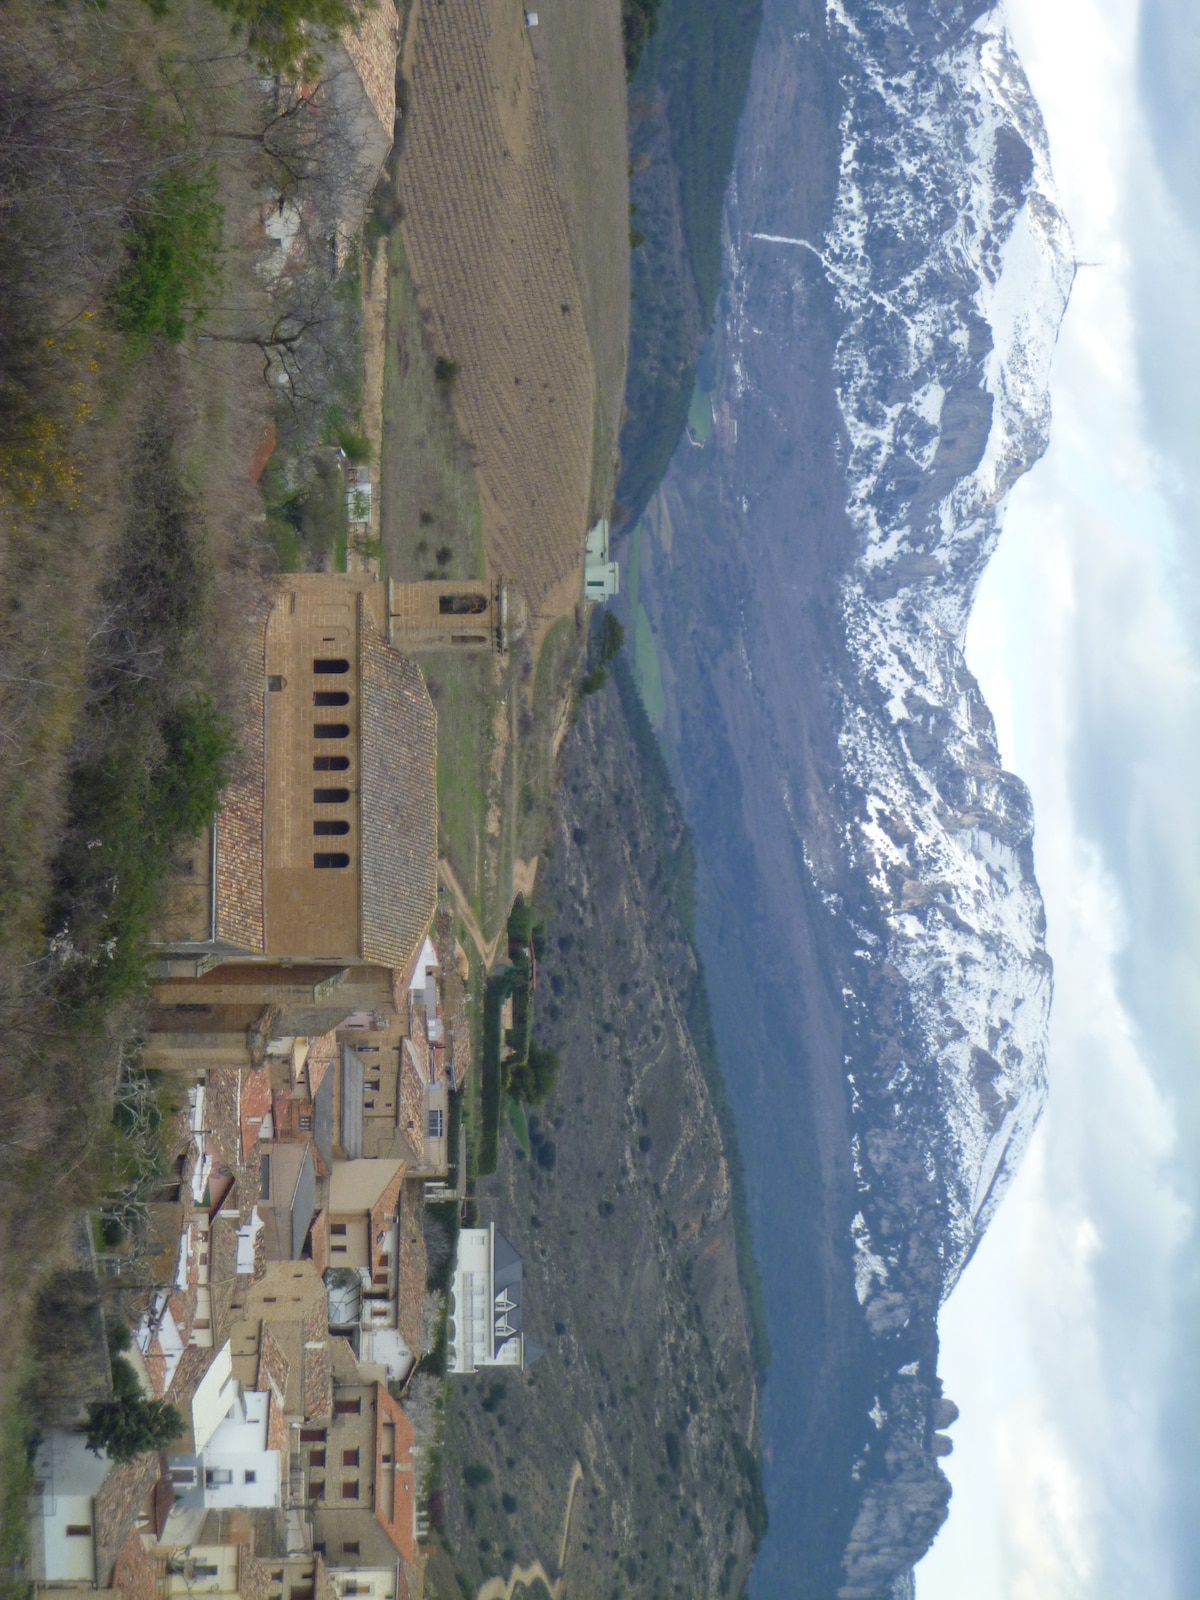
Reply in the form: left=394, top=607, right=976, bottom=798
left=427, top=663, right=764, bottom=1600
left=395, top=0, right=611, bottom=646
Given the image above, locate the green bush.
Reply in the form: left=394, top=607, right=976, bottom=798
left=202, top=0, right=372, bottom=74
left=509, top=1041, right=560, bottom=1105
left=111, top=167, right=222, bottom=347
left=463, top=1463, right=492, bottom=1489
left=85, top=1391, right=183, bottom=1464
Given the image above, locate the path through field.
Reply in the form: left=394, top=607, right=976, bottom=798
left=474, top=1459, right=584, bottom=1600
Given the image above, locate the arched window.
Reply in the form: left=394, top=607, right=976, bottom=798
left=313, top=788, right=350, bottom=805
left=313, top=820, right=350, bottom=836
left=313, top=755, right=350, bottom=771
left=313, top=690, right=350, bottom=707
left=313, top=723, right=350, bottom=739
left=314, top=852, right=350, bottom=869
left=313, top=658, right=349, bottom=674
left=439, top=593, right=488, bottom=615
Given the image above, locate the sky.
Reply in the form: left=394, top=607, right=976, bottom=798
left=917, top=0, right=1200, bottom=1596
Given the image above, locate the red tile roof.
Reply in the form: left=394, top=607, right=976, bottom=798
left=241, top=1067, right=274, bottom=1160
left=374, top=1384, right=417, bottom=1561
left=214, top=605, right=270, bottom=952
left=369, top=1163, right=406, bottom=1274
left=112, top=1526, right=157, bottom=1600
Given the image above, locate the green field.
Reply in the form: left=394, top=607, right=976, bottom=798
left=687, top=381, right=713, bottom=443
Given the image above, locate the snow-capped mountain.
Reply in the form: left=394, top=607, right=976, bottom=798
left=791, top=0, right=1072, bottom=1297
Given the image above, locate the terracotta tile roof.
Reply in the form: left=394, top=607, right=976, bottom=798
left=396, top=1183, right=426, bottom=1359
left=241, top=1066, right=274, bottom=1159
left=398, top=1048, right=426, bottom=1162
left=340, top=0, right=399, bottom=138
left=256, top=1322, right=291, bottom=1410
left=402, top=1028, right=429, bottom=1086
left=239, top=1554, right=273, bottom=1600
left=357, top=598, right=437, bottom=973
left=112, top=1526, right=157, bottom=1600
left=303, top=1341, right=332, bottom=1422
left=93, top=1454, right=160, bottom=1585
left=214, top=604, right=270, bottom=952
left=374, top=1385, right=417, bottom=1561
left=369, top=1162, right=406, bottom=1274
left=266, top=1390, right=290, bottom=1457
left=307, top=1030, right=339, bottom=1098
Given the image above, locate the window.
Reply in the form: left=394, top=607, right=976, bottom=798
left=268, top=674, right=287, bottom=691
left=194, top=1566, right=219, bottom=1580
left=334, top=1397, right=361, bottom=1416
left=342, top=1448, right=359, bottom=1467
left=313, top=754, right=350, bottom=771
left=259, top=1154, right=270, bottom=1197
left=206, top=1468, right=233, bottom=1487
left=313, top=852, right=350, bottom=869
left=341, top=1542, right=360, bottom=1557
left=313, top=658, right=349, bottom=674
left=171, top=1469, right=195, bottom=1486
left=308, top=1479, right=325, bottom=1500
left=308, top=1450, right=325, bottom=1469
left=439, top=593, right=488, bottom=615
left=298, top=1115, right=312, bottom=1132
left=313, top=690, right=350, bottom=707
left=330, top=1223, right=347, bottom=1236
left=451, top=632, right=487, bottom=644
left=243, top=1470, right=257, bottom=1484
left=300, top=1429, right=326, bottom=1443
left=313, top=723, right=350, bottom=739
left=428, top=1108, right=445, bottom=1139
left=66, top=1525, right=92, bottom=1537
left=313, top=820, right=350, bottom=836
left=341, top=1481, right=359, bottom=1500
left=313, top=787, right=350, bottom=804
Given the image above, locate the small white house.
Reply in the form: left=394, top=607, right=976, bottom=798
left=166, top=1341, right=281, bottom=1515
left=31, top=1430, right=111, bottom=1583
left=584, top=519, right=619, bottom=601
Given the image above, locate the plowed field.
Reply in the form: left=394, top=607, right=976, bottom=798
left=396, top=0, right=596, bottom=643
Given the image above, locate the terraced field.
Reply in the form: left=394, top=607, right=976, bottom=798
left=396, top=0, right=596, bottom=646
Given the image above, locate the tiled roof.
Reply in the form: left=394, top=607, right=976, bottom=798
left=340, top=0, right=399, bottom=138
left=398, top=1049, right=426, bottom=1162
left=256, top=1322, right=290, bottom=1410
left=306, top=1030, right=338, bottom=1098
left=357, top=598, right=437, bottom=972
left=444, top=970, right=471, bottom=1089
left=112, top=1526, right=157, bottom=1600
left=396, top=1183, right=426, bottom=1359
left=266, top=1390, right=290, bottom=1456
left=298, top=1287, right=333, bottom=1420
left=241, top=1067, right=274, bottom=1160
left=369, top=1162, right=406, bottom=1274
left=214, top=604, right=270, bottom=952
left=374, top=1385, right=418, bottom=1561
left=239, top=1554, right=273, bottom=1600
left=93, top=1454, right=160, bottom=1585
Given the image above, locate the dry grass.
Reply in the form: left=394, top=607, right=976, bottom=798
left=395, top=0, right=596, bottom=649
left=0, top=0, right=278, bottom=1520
left=527, top=0, right=630, bottom=521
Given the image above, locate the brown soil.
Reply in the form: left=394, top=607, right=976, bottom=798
left=395, top=0, right=596, bottom=649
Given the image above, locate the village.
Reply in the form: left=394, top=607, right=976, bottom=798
left=0, top=0, right=633, bottom=1587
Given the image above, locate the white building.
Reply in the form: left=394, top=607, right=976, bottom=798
left=447, top=1224, right=528, bottom=1373
left=584, top=519, right=619, bottom=602
left=30, top=1430, right=111, bottom=1583
left=165, top=1341, right=281, bottom=1518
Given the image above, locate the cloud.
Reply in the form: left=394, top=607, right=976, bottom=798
left=918, top=0, right=1200, bottom=1592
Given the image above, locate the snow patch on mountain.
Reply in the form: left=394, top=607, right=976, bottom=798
left=816, top=0, right=1073, bottom=1293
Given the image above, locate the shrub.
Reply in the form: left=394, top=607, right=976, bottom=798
left=85, top=1392, right=183, bottom=1464
left=434, top=356, right=459, bottom=387
left=111, top=167, right=223, bottom=347
left=336, top=427, right=372, bottom=462
left=462, top=1463, right=493, bottom=1489
left=202, top=0, right=373, bottom=75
